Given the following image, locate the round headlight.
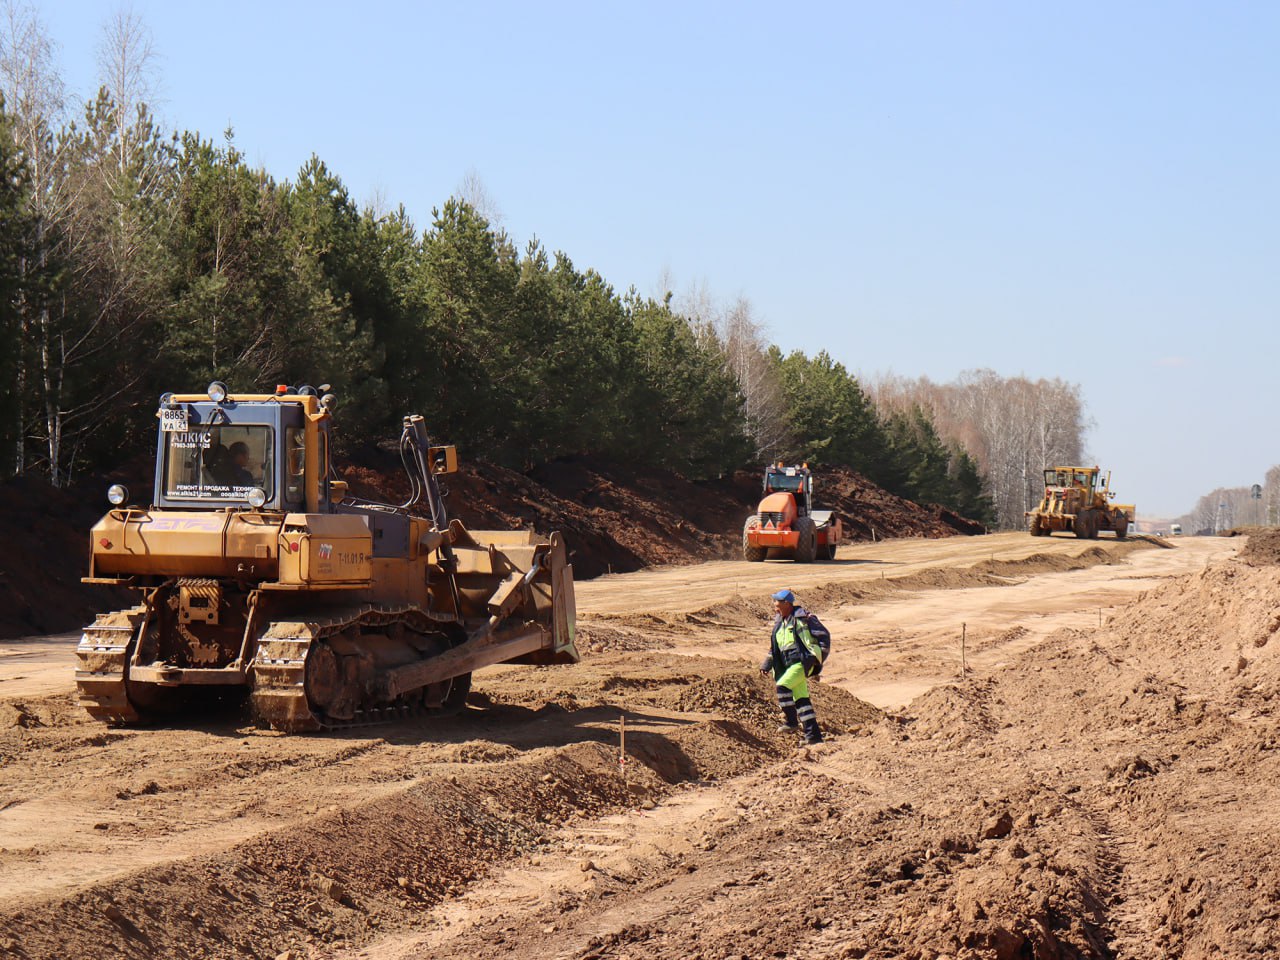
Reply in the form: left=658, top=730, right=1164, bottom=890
left=207, top=380, right=229, bottom=403
left=246, top=487, right=267, bottom=509
left=107, top=483, right=128, bottom=506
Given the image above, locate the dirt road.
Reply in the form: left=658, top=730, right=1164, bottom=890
left=580, top=532, right=1234, bottom=708
left=2, top=532, right=1263, bottom=960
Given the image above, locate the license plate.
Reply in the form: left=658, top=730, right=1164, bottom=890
left=160, top=407, right=189, bottom=432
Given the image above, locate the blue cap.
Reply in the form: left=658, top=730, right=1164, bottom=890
left=771, top=589, right=795, bottom=603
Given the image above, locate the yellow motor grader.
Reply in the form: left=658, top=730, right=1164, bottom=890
left=1026, top=465, right=1132, bottom=540
left=76, top=382, right=578, bottom=732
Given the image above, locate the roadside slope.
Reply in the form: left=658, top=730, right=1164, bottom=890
left=0, top=451, right=987, bottom=639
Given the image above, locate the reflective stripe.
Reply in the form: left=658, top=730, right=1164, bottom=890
left=773, top=615, right=823, bottom=662
left=797, top=707, right=817, bottom=722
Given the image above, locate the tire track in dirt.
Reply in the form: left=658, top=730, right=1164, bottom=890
left=334, top=537, right=1265, bottom=960
left=0, top=657, right=879, bottom=959
left=0, top=534, right=1251, bottom=959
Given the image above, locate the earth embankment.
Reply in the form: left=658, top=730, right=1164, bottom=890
left=0, top=455, right=979, bottom=639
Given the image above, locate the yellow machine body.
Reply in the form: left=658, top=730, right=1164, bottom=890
left=76, top=388, right=577, bottom=731
left=1026, top=466, right=1133, bottom=540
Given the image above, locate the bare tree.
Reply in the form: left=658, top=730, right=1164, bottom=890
left=1, top=3, right=171, bottom=484
left=96, top=6, right=158, bottom=179
left=1176, top=468, right=1280, bottom=534
left=0, top=0, right=66, bottom=475
left=664, top=278, right=790, bottom=462
left=0, top=2, right=62, bottom=130
left=1265, top=465, right=1280, bottom=526
left=1172, top=491, right=1233, bottom=537
left=870, top=369, right=1089, bottom=529
left=456, top=167, right=504, bottom=228
left=715, top=297, right=791, bottom=459
left=1178, top=486, right=1253, bottom=535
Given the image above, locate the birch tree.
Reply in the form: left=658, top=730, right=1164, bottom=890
left=870, top=370, right=1088, bottom=528
left=1265, top=465, right=1280, bottom=526
left=715, top=297, right=791, bottom=460
left=0, top=0, right=64, bottom=475
left=51, top=17, right=172, bottom=482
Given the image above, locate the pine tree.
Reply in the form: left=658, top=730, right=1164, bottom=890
left=770, top=348, right=894, bottom=482
left=0, top=96, right=31, bottom=471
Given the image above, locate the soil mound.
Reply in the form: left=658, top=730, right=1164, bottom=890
left=483, top=653, right=881, bottom=746
left=886, top=556, right=1280, bottom=957
left=0, top=648, right=882, bottom=960
left=726, top=464, right=986, bottom=540
left=1240, top=527, right=1280, bottom=566
left=0, top=450, right=983, bottom=638
left=0, top=475, right=134, bottom=638
left=343, top=452, right=983, bottom=582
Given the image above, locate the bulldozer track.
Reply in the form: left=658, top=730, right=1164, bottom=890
left=74, top=606, right=149, bottom=724
left=249, top=603, right=464, bottom=734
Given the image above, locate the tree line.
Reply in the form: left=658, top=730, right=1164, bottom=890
left=0, top=6, right=1101, bottom=529
left=1177, top=466, right=1278, bottom=535
left=871, top=371, right=1089, bottom=528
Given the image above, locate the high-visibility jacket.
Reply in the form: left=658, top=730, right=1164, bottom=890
left=768, top=607, right=825, bottom=681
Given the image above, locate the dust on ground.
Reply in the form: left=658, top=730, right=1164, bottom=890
left=578, top=537, right=1158, bottom=657
left=0, top=655, right=876, bottom=960
left=341, top=535, right=1272, bottom=960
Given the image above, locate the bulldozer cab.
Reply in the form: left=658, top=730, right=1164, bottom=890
left=154, top=387, right=332, bottom=513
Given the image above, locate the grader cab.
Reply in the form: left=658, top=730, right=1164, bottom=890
left=76, top=382, right=577, bottom=732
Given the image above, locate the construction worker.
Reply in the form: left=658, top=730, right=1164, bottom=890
left=760, top=588, right=827, bottom=744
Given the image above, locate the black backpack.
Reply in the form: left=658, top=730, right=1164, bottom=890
left=798, top=608, right=831, bottom=678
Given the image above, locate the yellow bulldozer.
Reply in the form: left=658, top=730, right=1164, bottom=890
left=75, top=382, right=578, bottom=732
left=1026, top=465, right=1133, bottom=539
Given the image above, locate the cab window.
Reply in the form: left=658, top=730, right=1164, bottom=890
left=164, top=425, right=273, bottom=502
left=285, top=427, right=306, bottom=504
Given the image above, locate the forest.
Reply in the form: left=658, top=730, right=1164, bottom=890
left=0, top=7, right=1092, bottom=529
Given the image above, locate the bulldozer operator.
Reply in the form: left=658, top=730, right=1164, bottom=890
left=759, top=589, right=828, bottom=744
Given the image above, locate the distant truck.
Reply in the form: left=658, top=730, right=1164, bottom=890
left=742, top=463, right=842, bottom=562
left=1026, top=465, right=1131, bottom=539
left=1170, top=523, right=1182, bottom=536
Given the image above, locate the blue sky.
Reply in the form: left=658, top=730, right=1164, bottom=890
left=38, top=1, right=1280, bottom=517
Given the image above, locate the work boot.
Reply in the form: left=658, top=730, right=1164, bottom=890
left=776, top=722, right=799, bottom=734
left=796, top=697, right=822, bottom=744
